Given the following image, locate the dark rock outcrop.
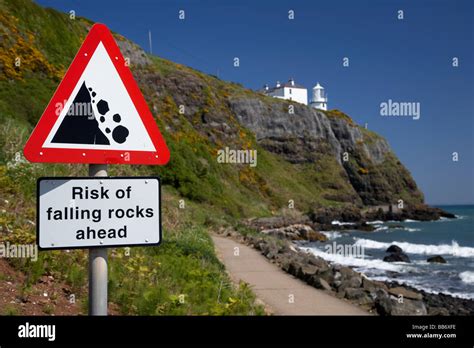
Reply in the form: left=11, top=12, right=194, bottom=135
left=386, top=245, right=403, bottom=253
left=383, top=252, right=411, bottom=263
left=427, top=255, right=447, bottom=264
left=260, top=224, right=327, bottom=242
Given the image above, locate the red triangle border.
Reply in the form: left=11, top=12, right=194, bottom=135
left=23, top=23, right=170, bottom=165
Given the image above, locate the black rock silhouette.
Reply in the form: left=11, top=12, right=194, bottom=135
left=51, top=82, right=109, bottom=145
left=112, top=125, right=129, bottom=144
left=97, top=100, right=109, bottom=115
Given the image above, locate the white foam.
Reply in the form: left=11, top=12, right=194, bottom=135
left=321, top=231, right=342, bottom=240
left=459, top=271, right=474, bottom=284
left=354, top=239, right=474, bottom=258
left=331, top=220, right=356, bottom=226
left=374, top=226, right=388, bottom=231
left=301, top=246, right=407, bottom=272
left=403, top=219, right=419, bottom=222
left=366, top=220, right=384, bottom=225
left=405, top=228, right=421, bottom=232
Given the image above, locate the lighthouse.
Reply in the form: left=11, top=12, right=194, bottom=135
left=310, top=83, right=328, bottom=111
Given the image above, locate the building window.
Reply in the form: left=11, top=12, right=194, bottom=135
left=289, top=89, right=292, bottom=94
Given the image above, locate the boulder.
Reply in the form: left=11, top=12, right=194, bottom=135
left=375, top=289, right=427, bottom=315
left=386, top=245, right=403, bottom=253
left=286, top=260, right=301, bottom=276
left=374, top=289, right=392, bottom=316
left=388, top=287, right=423, bottom=301
left=308, top=206, right=362, bottom=225
left=362, top=277, right=388, bottom=293
left=310, top=276, right=332, bottom=291
left=427, top=255, right=447, bottom=264
left=383, top=252, right=410, bottom=263
left=307, top=255, right=330, bottom=272
left=338, top=274, right=362, bottom=291
left=260, top=224, right=328, bottom=242
left=344, top=288, right=373, bottom=306
left=389, top=298, right=427, bottom=316
left=247, top=216, right=313, bottom=232
left=318, top=269, right=335, bottom=284
left=297, top=264, right=318, bottom=281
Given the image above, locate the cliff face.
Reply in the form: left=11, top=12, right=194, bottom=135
left=228, top=99, right=423, bottom=206
left=0, top=0, right=424, bottom=217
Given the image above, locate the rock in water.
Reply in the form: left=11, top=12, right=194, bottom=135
left=383, top=252, right=410, bottom=263
left=383, top=244, right=411, bottom=263
left=427, top=255, right=447, bottom=264
left=386, top=245, right=403, bottom=253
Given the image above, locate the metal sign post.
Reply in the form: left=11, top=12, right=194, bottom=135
left=88, top=164, right=108, bottom=316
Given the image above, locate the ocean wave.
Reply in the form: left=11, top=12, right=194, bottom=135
left=301, top=246, right=407, bottom=272
left=403, top=219, right=419, bottom=222
left=366, top=220, right=384, bottom=225
left=374, top=226, right=388, bottom=231
left=459, top=271, right=474, bottom=284
left=405, top=228, right=421, bottom=232
left=354, top=239, right=474, bottom=258
left=331, top=220, right=356, bottom=226
left=321, top=231, right=342, bottom=240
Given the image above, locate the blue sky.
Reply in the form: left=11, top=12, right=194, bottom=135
left=37, top=0, right=474, bottom=205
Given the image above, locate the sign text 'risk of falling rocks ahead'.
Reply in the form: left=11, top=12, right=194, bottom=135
left=37, top=177, right=161, bottom=249
left=23, top=24, right=170, bottom=165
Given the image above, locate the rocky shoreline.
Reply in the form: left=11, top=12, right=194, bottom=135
left=217, top=211, right=474, bottom=315
left=248, top=204, right=456, bottom=234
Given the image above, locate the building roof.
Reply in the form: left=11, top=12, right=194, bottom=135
left=260, top=79, right=307, bottom=94
left=278, top=81, right=307, bottom=89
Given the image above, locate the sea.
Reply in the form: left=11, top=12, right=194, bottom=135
left=302, top=205, right=474, bottom=300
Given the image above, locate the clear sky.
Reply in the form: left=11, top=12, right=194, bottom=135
left=37, top=0, right=474, bottom=205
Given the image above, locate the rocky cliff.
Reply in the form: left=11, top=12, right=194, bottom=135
left=228, top=99, right=423, bottom=206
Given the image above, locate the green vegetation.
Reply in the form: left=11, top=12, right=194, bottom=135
left=0, top=118, right=263, bottom=315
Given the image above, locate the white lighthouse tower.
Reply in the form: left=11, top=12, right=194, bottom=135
left=310, top=83, right=328, bottom=110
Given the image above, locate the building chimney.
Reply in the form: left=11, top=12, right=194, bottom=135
left=289, top=78, right=295, bottom=86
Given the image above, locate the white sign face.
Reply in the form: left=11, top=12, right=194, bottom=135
left=43, top=42, right=156, bottom=151
left=37, top=177, right=161, bottom=249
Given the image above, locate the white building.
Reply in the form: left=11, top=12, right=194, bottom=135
left=260, top=79, right=328, bottom=110
left=261, top=78, right=308, bottom=105
left=309, top=82, right=328, bottom=111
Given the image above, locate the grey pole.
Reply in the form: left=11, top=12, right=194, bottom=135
left=88, top=164, right=108, bottom=316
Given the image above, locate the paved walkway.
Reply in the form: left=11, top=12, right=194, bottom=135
left=212, top=235, right=369, bottom=315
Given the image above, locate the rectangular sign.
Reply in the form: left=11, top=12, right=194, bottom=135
left=37, top=177, right=161, bottom=249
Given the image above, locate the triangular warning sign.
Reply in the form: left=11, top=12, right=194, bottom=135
left=24, top=23, right=170, bottom=165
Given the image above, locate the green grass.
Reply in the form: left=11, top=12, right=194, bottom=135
left=0, top=115, right=263, bottom=315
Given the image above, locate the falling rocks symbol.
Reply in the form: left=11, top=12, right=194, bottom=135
left=51, top=81, right=129, bottom=145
